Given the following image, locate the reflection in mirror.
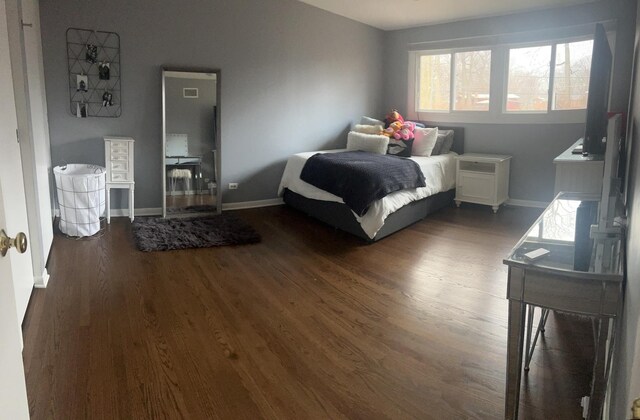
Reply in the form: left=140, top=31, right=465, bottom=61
left=162, top=69, right=220, bottom=216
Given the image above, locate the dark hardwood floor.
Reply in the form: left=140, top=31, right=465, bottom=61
left=22, top=204, right=594, bottom=419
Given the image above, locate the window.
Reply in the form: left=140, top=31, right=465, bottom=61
left=454, top=50, right=492, bottom=111
left=506, top=45, right=551, bottom=112
left=410, top=32, right=601, bottom=124
left=417, top=49, right=491, bottom=112
left=418, top=54, right=451, bottom=111
left=506, top=39, right=594, bottom=113
left=553, top=40, right=594, bottom=110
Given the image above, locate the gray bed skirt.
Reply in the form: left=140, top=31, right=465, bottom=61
left=283, top=188, right=455, bottom=242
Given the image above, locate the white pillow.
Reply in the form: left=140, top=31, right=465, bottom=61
left=360, top=116, right=384, bottom=126
left=353, top=124, right=384, bottom=135
left=346, top=131, right=389, bottom=155
left=413, top=127, right=439, bottom=156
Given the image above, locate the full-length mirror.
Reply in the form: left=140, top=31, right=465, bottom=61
left=162, top=69, right=221, bottom=217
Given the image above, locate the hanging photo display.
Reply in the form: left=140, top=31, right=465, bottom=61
left=67, top=28, right=121, bottom=117
left=98, top=62, right=110, bottom=80
left=76, top=74, right=88, bottom=92
left=85, top=44, right=98, bottom=63
left=102, top=91, right=113, bottom=107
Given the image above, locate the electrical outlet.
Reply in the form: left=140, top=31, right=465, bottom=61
left=228, top=183, right=238, bottom=190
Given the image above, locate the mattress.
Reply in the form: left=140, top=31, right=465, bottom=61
left=278, top=149, right=457, bottom=239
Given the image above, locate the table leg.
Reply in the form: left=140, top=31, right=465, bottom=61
left=505, top=299, right=526, bottom=420
left=106, top=186, right=111, bottom=224
left=587, top=317, right=610, bottom=420
left=129, top=186, right=134, bottom=222
left=525, top=308, right=550, bottom=371
left=524, top=305, right=534, bottom=372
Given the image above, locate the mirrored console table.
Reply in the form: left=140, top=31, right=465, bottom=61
left=503, top=192, right=624, bottom=420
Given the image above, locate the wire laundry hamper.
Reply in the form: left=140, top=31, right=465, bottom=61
left=54, top=164, right=106, bottom=237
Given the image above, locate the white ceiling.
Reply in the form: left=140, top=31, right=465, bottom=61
left=296, top=0, right=596, bottom=31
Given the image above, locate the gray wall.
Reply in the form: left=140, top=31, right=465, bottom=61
left=165, top=77, right=216, bottom=183
left=611, top=2, right=640, bottom=417
left=40, top=0, right=384, bottom=208
left=383, top=0, right=637, bottom=202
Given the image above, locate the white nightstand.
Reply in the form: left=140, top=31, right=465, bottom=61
left=455, top=153, right=511, bottom=213
left=104, top=136, right=135, bottom=223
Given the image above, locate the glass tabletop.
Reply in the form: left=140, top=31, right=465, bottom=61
left=505, top=193, right=605, bottom=273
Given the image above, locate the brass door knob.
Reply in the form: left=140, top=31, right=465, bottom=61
left=0, top=229, right=28, bottom=257
left=633, top=398, right=640, bottom=419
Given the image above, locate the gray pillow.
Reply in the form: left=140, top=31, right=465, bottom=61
left=360, top=116, right=384, bottom=126
left=432, top=130, right=454, bottom=155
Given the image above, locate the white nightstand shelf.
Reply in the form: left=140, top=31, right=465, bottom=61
left=455, top=153, right=511, bottom=213
left=104, top=136, right=135, bottom=223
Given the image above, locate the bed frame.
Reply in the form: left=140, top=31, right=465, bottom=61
left=283, top=125, right=464, bottom=242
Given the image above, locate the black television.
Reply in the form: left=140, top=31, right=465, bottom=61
left=582, top=23, right=613, bottom=156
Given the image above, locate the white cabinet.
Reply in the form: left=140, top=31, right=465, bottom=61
left=455, top=153, right=511, bottom=213
left=104, top=136, right=135, bottom=223
left=553, top=140, right=604, bottom=196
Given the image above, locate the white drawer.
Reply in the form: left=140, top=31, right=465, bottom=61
left=110, top=146, right=128, bottom=155
left=110, top=153, right=128, bottom=161
left=111, top=172, right=131, bottom=182
left=459, top=161, right=496, bottom=173
left=110, top=140, right=129, bottom=149
left=111, top=161, right=129, bottom=172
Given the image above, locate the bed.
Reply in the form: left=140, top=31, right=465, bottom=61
left=278, top=126, right=464, bottom=241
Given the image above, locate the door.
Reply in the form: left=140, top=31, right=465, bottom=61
left=0, top=181, right=30, bottom=419
left=1, top=0, right=35, bottom=323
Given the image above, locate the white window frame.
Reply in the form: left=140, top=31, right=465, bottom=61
left=407, top=28, right=614, bottom=125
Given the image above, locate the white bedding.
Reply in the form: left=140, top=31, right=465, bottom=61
left=278, top=149, right=457, bottom=239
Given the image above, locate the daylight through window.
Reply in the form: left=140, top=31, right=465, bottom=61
left=417, top=50, right=491, bottom=112
left=454, top=50, right=492, bottom=111
left=506, top=45, right=552, bottom=112
left=418, top=54, right=451, bottom=111
left=414, top=35, right=598, bottom=119
left=552, top=40, right=594, bottom=110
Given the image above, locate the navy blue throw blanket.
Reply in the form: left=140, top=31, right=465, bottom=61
left=300, top=151, right=426, bottom=216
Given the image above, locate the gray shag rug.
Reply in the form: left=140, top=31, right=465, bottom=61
left=132, top=214, right=261, bottom=252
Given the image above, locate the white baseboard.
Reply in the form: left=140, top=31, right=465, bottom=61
left=53, top=198, right=542, bottom=217
left=34, top=267, right=49, bottom=288
left=109, top=207, right=162, bottom=217
left=505, top=199, right=549, bottom=208
left=53, top=207, right=163, bottom=218
left=54, top=200, right=283, bottom=219
left=222, top=198, right=284, bottom=210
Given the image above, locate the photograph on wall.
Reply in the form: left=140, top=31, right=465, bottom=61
left=98, top=62, right=110, bottom=80
left=76, top=102, right=88, bottom=118
left=102, top=91, right=113, bottom=107
left=76, top=74, right=88, bottom=92
left=85, top=44, right=98, bottom=63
